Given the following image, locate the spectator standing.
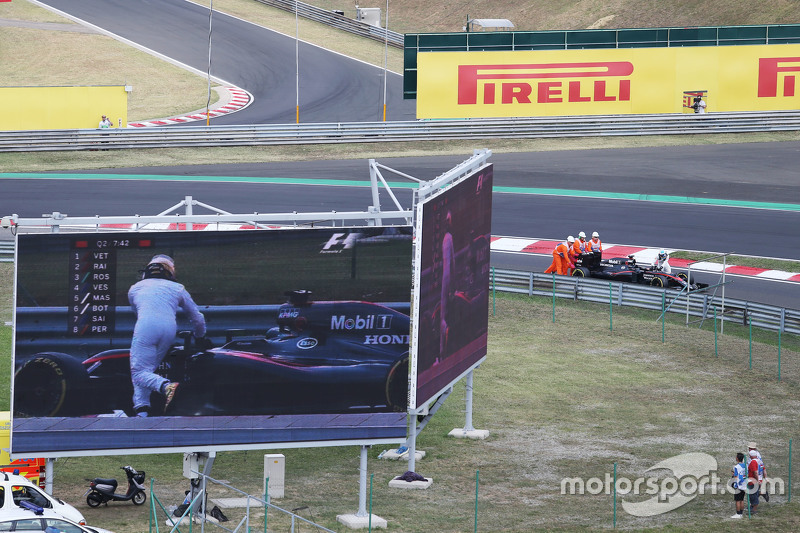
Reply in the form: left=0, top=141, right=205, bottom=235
left=748, top=443, right=769, bottom=502
left=730, top=452, right=747, bottom=519
left=747, top=450, right=762, bottom=514
left=98, top=115, right=112, bottom=128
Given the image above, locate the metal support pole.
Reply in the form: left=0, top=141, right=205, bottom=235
left=465, top=370, right=475, bottom=432
left=407, top=414, right=418, bottom=472
left=609, top=283, right=613, bottom=331
left=357, top=445, right=369, bottom=517
left=45, top=459, right=54, bottom=495
left=552, top=273, right=556, bottom=323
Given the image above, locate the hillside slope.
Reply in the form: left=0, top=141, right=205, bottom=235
left=307, top=0, right=800, bottom=34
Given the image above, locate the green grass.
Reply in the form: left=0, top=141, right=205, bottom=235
left=3, top=280, right=800, bottom=532
left=671, top=251, right=800, bottom=273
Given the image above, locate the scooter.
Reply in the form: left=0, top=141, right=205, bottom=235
left=85, top=465, right=147, bottom=507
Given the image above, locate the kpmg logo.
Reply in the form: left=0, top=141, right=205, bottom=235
left=457, top=62, right=634, bottom=105
left=758, top=57, right=800, bottom=97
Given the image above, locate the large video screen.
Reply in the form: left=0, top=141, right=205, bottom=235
left=413, top=164, right=493, bottom=408
left=12, top=227, right=412, bottom=456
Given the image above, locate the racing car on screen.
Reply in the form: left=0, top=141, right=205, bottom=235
left=571, top=252, right=708, bottom=290
left=13, top=290, right=409, bottom=418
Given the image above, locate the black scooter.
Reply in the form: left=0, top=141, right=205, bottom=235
left=85, top=465, right=147, bottom=507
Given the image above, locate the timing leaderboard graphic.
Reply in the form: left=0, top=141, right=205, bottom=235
left=12, top=228, right=412, bottom=456
left=69, top=236, right=153, bottom=336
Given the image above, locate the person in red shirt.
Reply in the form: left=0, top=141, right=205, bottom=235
left=747, top=450, right=762, bottom=513
left=544, top=236, right=575, bottom=276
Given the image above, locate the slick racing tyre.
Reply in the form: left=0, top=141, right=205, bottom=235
left=133, top=491, right=147, bottom=505
left=678, top=272, right=691, bottom=283
left=572, top=267, right=590, bottom=277
left=385, top=354, right=409, bottom=412
left=86, top=493, right=103, bottom=508
left=14, top=352, right=90, bottom=417
left=649, top=276, right=665, bottom=287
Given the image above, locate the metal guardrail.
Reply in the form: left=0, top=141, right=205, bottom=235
left=3, top=111, right=800, bottom=151
left=252, top=0, right=403, bottom=48
left=492, top=269, right=800, bottom=335
left=0, top=241, right=13, bottom=262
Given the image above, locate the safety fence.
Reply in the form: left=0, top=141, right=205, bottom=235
left=149, top=475, right=335, bottom=533
left=252, top=0, right=403, bottom=48
left=2, top=110, right=800, bottom=151
left=490, top=269, right=800, bottom=336
left=0, top=241, right=11, bottom=262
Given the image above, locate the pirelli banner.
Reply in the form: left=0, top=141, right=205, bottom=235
left=416, top=44, right=800, bottom=118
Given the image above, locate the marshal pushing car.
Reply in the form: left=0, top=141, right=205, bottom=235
left=13, top=291, right=409, bottom=419
left=571, top=252, right=708, bottom=290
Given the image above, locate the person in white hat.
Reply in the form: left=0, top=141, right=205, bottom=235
left=128, top=255, right=206, bottom=417
left=748, top=442, right=769, bottom=502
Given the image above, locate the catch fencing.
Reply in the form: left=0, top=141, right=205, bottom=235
left=491, top=269, right=800, bottom=336
left=252, top=0, right=403, bottom=48
left=2, top=111, right=800, bottom=151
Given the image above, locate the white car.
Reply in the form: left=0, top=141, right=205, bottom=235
left=0, top=472, right=85, bottom=525
left=0, top=508, right=113, bottom=532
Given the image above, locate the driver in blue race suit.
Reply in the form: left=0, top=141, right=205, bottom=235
left=128, top=255, right=206, bottom=417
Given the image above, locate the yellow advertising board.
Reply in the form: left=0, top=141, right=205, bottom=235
left=0, top=86, right=128, bottom=130
left=416, top=44, right=800, bottom=118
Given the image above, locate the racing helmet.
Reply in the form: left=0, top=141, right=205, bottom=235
left=578, top=231, right=586, bottom=240
left=657, top=249, right=668, bottom=261
left=567, top=235, right=575, bottom=244
left=592, top=231, right=599, bottom=238
left=142, top=254, right=176, bottom=280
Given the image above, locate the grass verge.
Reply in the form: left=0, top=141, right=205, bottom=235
left=1, top=283, right=799, bottom=532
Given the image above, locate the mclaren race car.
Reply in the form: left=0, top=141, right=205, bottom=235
left=13, top=291, right=409, bottom=418
left=571, top=252, right=708, bottom=290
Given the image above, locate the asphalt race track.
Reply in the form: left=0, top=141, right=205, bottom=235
left=8, top=2, right=800, bottom=309
left=33, top=0, right=416, bottom=124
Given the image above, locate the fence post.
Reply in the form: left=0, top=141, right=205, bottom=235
left=749, top=316, right=753, bottom=370
left=552, top=273, right=556, bottom=323
left=491, top=267, right=496, bottom=317
left=778, top=328, right=782, bottom=381
left=474, top=469, right=479, bottom=533
left=264, top=476, right=269, bottom=533
left=369, top=473, right=374, bottom=533
left=661, top=292, right=665, bottom=343
left=714, top=307, right=718, bottom=357
left=609, top=283, right=613, bottom=331
left=613, top=462, right=617, bottom=528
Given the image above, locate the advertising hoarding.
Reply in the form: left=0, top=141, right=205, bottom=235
left=0, top=86, right=128, bottom=131
left=412, top=164, right=493, bottom=409
left=416, top=44, right=800, bottom=118
left=12, top=227, right=412, bottom=456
